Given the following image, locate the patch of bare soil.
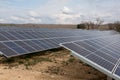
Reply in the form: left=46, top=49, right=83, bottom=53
left=0, top=48, right=106, bottom=80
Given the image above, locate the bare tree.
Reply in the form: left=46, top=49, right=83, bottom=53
left=84, top=21, right=95, bottom=30
left=107, top=23, right=114, bottom=30
left=95, top=18, right=104, bottom=29
left=77, top=23, right=86, bottom=29
left=114, top=21, right=120, bottom=32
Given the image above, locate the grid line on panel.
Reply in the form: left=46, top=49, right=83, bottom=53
left=0, top=33, right=9, bottom=41
left=86, top=54, right=115, bottom=71
left=73, top=42, right=117, bottom=65
left=8, top=31, right=27, bottom=39
left=3, top=42, right=28, bottom=54
left=0, top=42, right=19, bottom=57
left=112, top=59, right=120, bottom=74
left=61, top=34, right=120, bottom=80
left=0, top=31, right=18, bottom=40
left=24, top=40, right=45, bottom=51
left=14, top=41, right=36, bottom=52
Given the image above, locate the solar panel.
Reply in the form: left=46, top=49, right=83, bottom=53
left=14, top=41, right=36, bottom=52
left=3, top=42, right=28, bottom=54
left=115, top=64, right=120, bottom=76
left=61, top=35, right=120, bottom=80
left=0, top=27, right=118, bottom=57
left=24, top=40, right=44, bottom=51
left=0, top=31, right=18, bottom=40
left=0, top=42, right=18, bottom=57
left=1, top=26, right=120, bottom=79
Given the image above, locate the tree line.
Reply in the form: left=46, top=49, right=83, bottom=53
left=77, top=18, right=104, bottom=30
left=77, top=18, right=120, bottom=32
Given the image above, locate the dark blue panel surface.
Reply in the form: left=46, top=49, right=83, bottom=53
left=17, top=32, right=33, bottom=39
left=0, top=42, right=18, bottom=57
left=0, top=34, right=8, bottom=41
left=15, top=41, right=36, bottom=52
left=9, top=31, right=26, bottom=39
left=94, top=50, right=117, bottom=64
left=24, top=41, right=44, bottom=50
left=75, top=41, right=97, bottom=52
left=86, top=54, right=114, bottom=71
left=100, top=48, right=120, bottom=59
left=39, top=39, right=57, bottom=48
left=0, top=31, right=18, bottom=40
left=62, top=43, right=91, bottom=57
left=3, top=42, right=28, bottom=54
left=115, top=64, right=120, bottom=76
left=84, top=40, right=102, bottom=49
left=32, top=40, right=50, bottom=49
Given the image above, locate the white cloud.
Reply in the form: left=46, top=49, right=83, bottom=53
left=54, top=13, right=81, bottom=24
left=10, top=16, right=41, bottom=23
left=94, top=13, right=112, bottom=18
left=62, top=6, right=72, bottom=14
left=29, top=11, right=39, bottom=17
left=11, top=16, right=24, bottom=21
left=0, top=0, right=120, bottom=24
left=53, top=7, right=81, bottom=24
left=29, top=17, right=41, bottom=23
left=0, top=19, right=4, bottom=22
left=0, top=18, right=6, bottom=23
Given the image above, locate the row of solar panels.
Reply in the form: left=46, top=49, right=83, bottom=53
left=0, top=27, right=120, bottom=79
left=61, top=35, right=120, bottom=80
left=0, top=34, right=110, bottom=58
left=0, top=26, right=117, bottom=33
left=0, top=30, right=118, bottom=41
left=0, top=26, right=90, bottom=32
left=0, top=28, right=117, bottom=57
left=0, top=26, right=69, bottom=31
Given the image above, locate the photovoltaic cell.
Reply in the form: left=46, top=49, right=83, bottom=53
left=75, top=41, right=97, bottom=52
left=0, top=28, right=118, bottom=58
left=0, top=31, right=18, bottom=40
left=14, top=41, right=36, bottom=52
left=0, top=34, right=8, bottom=41
left=115, top=64, right=120, bottom=76
left=86, top=54, right=114, bottom=71
left=3, top=42, right=28, bottom=54
left=39, top=39, right=57, bottom=48
left=61, top=35, right=120, bottom=80
left=0, top=42, right=18, bottom=57
left=84, top=40, right=102, bottom=49
left=24, top=40, right=44, bottom=51
left=63, top=43, right=91, bottom=57
left=32, top=40, right=50, bottom=49
left=0, top=27, right=120, bottom=79
left=17, top=32, right=33, bottom=39
left=93, top=50, right=117, bottom=64
left=9, top=31, right=26, bottom=39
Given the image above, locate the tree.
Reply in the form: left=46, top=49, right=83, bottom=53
left=95, top=18, right=104, bottom=29
left=84, top=21, right=95, bottom=30
left=114, top=21, right=120, bottom=32
left=77, top=23, right=85, bottom=29
left=107, top=23, right=114, bottom=30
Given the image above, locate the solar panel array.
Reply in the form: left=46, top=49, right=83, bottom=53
left=0, top=27, right=117, bottom=58
left=61, top=34, right=120, bottom=80
left=0, top=26, right=120, bottom=79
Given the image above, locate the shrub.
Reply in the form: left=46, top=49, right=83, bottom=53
left=77, top=23, right=86, bottom=29
left=114, top=21, right=120, bottom=32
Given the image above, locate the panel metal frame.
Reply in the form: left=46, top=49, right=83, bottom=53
left=60, top=35, right=120, bottom=80
left=60, top=44, right=120, bottom=80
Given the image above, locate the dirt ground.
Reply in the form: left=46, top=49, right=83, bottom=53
left=0, top=48, right=106, bottom=80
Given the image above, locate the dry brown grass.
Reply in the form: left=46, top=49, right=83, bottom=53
left=0, top=48, right=106, bottom=80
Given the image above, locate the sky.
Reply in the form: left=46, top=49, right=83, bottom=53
left=0, top=0, right=120, bottom=24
